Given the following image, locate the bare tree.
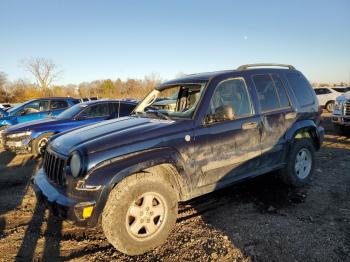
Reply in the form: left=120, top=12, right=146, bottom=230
left=21, top=57, right=62, bottom=89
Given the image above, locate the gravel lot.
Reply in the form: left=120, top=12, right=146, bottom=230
left=0, top=114, right=349, bottom=261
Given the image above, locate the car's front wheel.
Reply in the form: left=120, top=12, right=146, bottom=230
left=280, top=138, right=315, bottom=187
left=32, top=133, right=51, bottom=156
left=325, top=101, right=335, bottom=112
left=102, top=172, right=178, bottom=255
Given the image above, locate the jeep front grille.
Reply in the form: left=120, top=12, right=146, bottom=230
left=344, top=101, right=350, bottom=116
left=43, top=151, right=66, bottom=186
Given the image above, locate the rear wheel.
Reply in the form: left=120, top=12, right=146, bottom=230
left=280, top=138, right=315, bottom=187
left=102, top=172, right=178, bottom=255
left=32, top=133, right=51, bottom=156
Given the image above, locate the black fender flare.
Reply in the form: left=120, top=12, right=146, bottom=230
left=285, top=120, right=321, bottom=150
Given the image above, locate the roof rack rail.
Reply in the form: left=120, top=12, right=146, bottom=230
left=237, top=63, right=296, bottom=71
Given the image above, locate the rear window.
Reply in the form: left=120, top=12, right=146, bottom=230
left=286, top=72, right=314, bottom=107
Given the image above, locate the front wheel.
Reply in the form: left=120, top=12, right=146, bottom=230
left=102, top=172, right=178, bottom=255
left=325, top=101, right=335, bottom=112
left=32, top=133, right=51, bottom=156
left=280, top=138, right=315, bottom=187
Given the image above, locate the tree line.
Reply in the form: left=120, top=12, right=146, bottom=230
left=0, top=57, right=348, bottom=103
left=0, top=58, right=161, bottom=103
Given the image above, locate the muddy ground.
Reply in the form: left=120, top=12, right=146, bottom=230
left=0, top=114, right=349, bottom=262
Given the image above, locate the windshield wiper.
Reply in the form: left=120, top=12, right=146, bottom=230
left=134, top=110, right=172, bottom=120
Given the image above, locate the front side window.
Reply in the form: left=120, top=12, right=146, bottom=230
left=17, top=100, right=49, bottom=115
left=207, top=78, right=252, bottom=123
left=134, top=83, right=205, bottom=119
left=80, top=103, right=111, bottom=118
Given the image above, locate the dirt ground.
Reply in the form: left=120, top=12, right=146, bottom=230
left=0, top=113, right=349, bottom=262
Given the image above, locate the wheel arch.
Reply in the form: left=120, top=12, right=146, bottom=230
left=285, top=120, right=321, bottom=150
left=85, top=148, right=191, bottom=226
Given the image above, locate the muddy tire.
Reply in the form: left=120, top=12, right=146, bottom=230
left=325, top=101, right=335, bottom=112
left=32, top=133, right=51, bottom=156
left=280, top=138, right=315, bottom=187
left=102, top=172, right=178, bottom=255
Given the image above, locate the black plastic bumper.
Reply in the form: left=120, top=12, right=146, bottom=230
left=32, top=169, right=97, bottom=227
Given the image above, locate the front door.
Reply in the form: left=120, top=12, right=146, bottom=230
left=194, top=77, right=261, bottom=189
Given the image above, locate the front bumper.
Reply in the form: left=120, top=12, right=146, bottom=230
left=32, top=169, right=98, bottom=227
left=331, top=115, right=350, bottom=126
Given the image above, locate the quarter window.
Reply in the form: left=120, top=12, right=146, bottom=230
left=208, top=78, right=252, bottom=119
left=286, top=72, right=314, bottom=107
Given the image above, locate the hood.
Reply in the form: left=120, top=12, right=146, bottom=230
left=4, top=117, right=68, bottom=134
left=336, top=92, right=350, bottom=102
left=49, top=116, right=179, bottom=156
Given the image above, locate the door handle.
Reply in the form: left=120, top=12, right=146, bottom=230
left=242, top=121, right=258, bottom=130
left=285, top=112, right=297, bottom=120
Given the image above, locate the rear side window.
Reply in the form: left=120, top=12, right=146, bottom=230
left=253, top=74, right=291, bottom=112
left=50, top=100, right=68, bottom=110
left=271, top=74, right=290, bottom=108
left=80, top=103, right=111, bottom=118
left=253, top=75, right=280, bottom=112
left=119, top=103, right=136, bottom=116
left=286, top=72, right=314, bottom=107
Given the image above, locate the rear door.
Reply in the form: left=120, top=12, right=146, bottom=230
left=252, top=73, right=295, bottom=168
left=194, top=77, right=261, bottom=188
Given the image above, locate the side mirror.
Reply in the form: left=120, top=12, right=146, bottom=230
left=205, top=105, right=235, bottom=125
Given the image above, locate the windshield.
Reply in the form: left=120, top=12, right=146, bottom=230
left=6, top=102, right=27, bottom=115
left=57, top=104, right=85, bottom=119
left=134, top=83, right=206, bottom=119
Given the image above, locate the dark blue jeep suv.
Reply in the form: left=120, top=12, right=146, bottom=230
left=33, top=64, right=324, bottom=255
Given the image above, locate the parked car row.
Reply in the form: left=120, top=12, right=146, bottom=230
left=313, top=86, right=350, bottom=112
left=0, top=99, right=138, bottom=155
left=3, top=63, right=322, bottom=256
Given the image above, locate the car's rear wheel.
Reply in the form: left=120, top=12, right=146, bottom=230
left=325, top=101, right=335, bottom=112
left=280, top=138, right=315, bottom=187
left=32, top=133, right=51, bottom=156
left=102, top=172, right=178, bottom=255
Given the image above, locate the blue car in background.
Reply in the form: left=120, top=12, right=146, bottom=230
left=1, top=99, right=138, bottom=156
left=0, top=97, right=80, bottom=129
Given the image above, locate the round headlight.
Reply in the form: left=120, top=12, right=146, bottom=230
left=70, top=152, right=82, bottom=178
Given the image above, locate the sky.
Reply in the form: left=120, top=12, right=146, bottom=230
left=0, top=0, right=349, bottom=85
